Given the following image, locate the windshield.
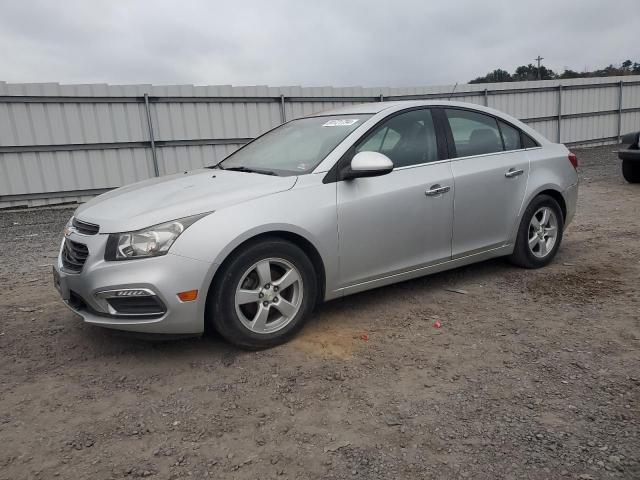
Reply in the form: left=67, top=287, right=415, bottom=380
left=218, top=115, right=372, bottom=175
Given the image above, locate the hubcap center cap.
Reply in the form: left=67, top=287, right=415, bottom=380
left=262, top=287, right=276, bottom=302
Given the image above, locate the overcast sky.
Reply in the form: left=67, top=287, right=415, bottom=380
left=0, top=0, right=638, bottom=88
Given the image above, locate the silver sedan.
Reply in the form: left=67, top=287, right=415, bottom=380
left=53, top=100, right=578, bottom=348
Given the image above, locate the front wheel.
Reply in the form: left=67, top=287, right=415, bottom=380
left=622, top=160, right=640, bottom=183
left=208, top=238, right=318, bottom=349
left=509, top=195, right=564, bottom=269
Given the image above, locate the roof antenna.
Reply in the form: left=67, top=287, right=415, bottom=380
left=448, top=82, right=458, bottom=101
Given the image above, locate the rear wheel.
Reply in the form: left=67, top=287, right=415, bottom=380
left=208, top=238, right=318, bottom=349
left=622, top=160, right=640, bottom=183
left=509, top=195, right=564, bottom=269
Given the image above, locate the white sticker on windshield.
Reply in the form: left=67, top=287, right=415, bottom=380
left=322, top=119, right=360, bottom=127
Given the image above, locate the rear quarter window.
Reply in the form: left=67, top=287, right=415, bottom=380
left=522, top=133, right=539, bottom=148
left=498, top=120, right=522, bottom=151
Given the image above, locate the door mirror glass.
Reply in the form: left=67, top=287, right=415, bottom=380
left=345, top=151, right=394, bottom=179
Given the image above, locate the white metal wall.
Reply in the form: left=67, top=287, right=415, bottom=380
left=1, top=76, right=639, bottom=208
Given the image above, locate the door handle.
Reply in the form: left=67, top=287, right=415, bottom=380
left=504, top=168, right=524, bottom=178
left=505, top=168, right=524, bottom=178
left=425, top=185, right=451, bottom=196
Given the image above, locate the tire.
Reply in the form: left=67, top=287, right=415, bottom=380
left=508, top=194, right=564, bottom=269
left=622, top=160, right=640, bottom=183
left=208, top=238, right=318, bottom=349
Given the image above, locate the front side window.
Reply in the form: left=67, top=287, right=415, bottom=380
left=356, top=109, right=438, bottom=168
left=445, top=109, right=504, bottom=157
left=219, top=114, right=371, bottom=175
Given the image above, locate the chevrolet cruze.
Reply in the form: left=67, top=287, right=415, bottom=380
left=54, top=101, right=578, bottom=348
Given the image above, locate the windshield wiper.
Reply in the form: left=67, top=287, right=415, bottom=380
left=223, top=166, right=277, bottom=176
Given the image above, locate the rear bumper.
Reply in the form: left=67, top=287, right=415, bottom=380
left=53, top=232, right=215, bottom=334
left=563, top=182, right=578, bottom=228
left=618, top=149, right=640, bottom=162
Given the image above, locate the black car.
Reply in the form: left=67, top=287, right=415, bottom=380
left=618, top=131, right=640, bottom=183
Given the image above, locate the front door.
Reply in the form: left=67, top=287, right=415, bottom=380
left=336, top=108, right=454, bottom=288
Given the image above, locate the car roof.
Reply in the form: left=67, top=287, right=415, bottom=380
left=308, top=100, right=544, bottom=143
left=310, top=100, right=503, bottom=116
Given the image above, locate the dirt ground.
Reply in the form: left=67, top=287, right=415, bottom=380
left=0, top=144, right=638, bottom=480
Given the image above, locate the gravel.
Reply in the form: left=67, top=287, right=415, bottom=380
left=0, top=144, right=638, bottom=479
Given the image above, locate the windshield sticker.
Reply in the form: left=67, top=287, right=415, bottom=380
left=322, top=119, right=359, bottom=127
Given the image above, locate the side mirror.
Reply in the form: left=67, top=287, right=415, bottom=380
left=343, top=151, right=394, bottom=180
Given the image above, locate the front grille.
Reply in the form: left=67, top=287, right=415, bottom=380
left=61, top=239, right=89, bottom=273
left=72, top=218, right=99, bottom=235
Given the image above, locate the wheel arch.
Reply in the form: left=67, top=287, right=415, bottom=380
left=536, top=188, right=567, bottom=221
left=204, top=230, right=327, bottom=320
left=509, top=185, right=567, bottom=244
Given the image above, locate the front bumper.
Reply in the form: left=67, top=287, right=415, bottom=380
left=53, top=231, right=215, bottom=334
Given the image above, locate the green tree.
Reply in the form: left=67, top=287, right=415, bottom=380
left=468, top=59, right=640, bottom=84
left=559, top=69, right=583, bottom=79
left=512, top=64, right=557, bottom=81
left=593, top=64, right=620, bottom=76
left=469, top=68, right=512, bottom=84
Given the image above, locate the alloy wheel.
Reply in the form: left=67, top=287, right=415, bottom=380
left=528, top=206, right=558, bottom=258
left=234, top=257, right=304, bottom=334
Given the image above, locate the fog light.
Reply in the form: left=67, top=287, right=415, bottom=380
left=115, top=289, right=151, bottom=297
left=177, top=289, right=198, bottom=302
left=94, top=288, right=166, bottom=317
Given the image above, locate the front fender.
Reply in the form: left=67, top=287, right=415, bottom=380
left=170, top=179, right=339, bottom=301
left=209, top=222, right=327, bottom=269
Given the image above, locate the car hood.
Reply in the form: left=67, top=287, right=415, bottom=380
left=75, top=169, right=297, bottom=233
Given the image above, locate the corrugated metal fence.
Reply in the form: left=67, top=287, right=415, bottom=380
left=1, top=76, right=640, bottom=208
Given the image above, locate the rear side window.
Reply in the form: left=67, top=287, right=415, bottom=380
left=445, top=109, right=503, bottom=157
left=356, top=109, right=439, bottom=168
left=522, top=133, right=539, bottom=148
left=498, top=120, right=522, bottom=151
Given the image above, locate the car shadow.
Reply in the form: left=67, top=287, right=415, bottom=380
left=319, top=256, right=511, bottom=315
left=73, top=256, right=518, bottom=357
left=77, top=321, right=243, bottom=362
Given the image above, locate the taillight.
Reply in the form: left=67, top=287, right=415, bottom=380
left=568, top=152, right=578, bottom=170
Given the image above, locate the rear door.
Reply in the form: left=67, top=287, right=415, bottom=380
left=443, top=108, right=530, bottom=257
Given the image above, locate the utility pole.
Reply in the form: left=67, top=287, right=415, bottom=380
left=534, top=55, right=544, bottom=80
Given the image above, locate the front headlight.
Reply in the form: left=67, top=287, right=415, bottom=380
left=105, top=213, right=208, bottom=261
